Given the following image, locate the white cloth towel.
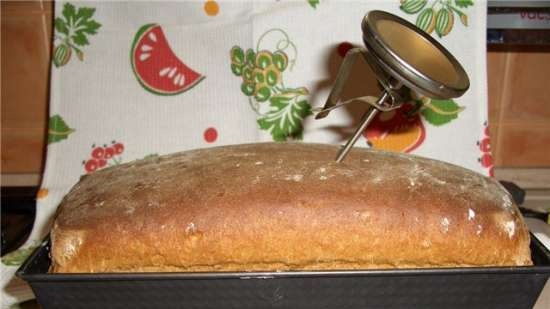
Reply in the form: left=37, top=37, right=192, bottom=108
left=2, top=1, right=488, bottom=307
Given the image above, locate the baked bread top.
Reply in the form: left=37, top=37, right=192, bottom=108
left=51, top=143, right=532, bottom=273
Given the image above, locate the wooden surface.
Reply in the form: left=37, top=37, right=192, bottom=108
left=487, top=46, right=550, bottom=168
left=1, top=1, right=51, bottom=174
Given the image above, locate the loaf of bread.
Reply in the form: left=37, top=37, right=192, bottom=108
left=50, top=143, right=532, bottom=273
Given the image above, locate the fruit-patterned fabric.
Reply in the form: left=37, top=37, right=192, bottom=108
left=2, top=0, right=488, bottom=306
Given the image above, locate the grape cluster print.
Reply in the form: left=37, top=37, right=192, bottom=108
left=399, top=0, right=473, bottom=37
left=83, top=141, right=124, bottom=173
left=230, top=29, right=312, bottom=141
left=231, top=48, right=290, bottom=103
left=53, top=2, right=101, bottom=67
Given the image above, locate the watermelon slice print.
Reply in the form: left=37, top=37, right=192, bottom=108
left=131, top=24, right=205, bottom=95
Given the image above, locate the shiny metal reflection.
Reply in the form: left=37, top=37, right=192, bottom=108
left=317, top=10, right=470, bottom=163
left=363, top=10, right=469, bottom=99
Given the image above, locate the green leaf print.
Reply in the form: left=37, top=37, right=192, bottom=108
left=258, top=89, right=312, bottom=141
left=62, top=2, right=76, bottom=22
left=75, top=7, right=96, bottom=24
left=54, top=18, right=69, bottom=35
left=1, top=246, right=38, bottom=266
left=307, top=0, right=320, bottom=9
left=143, top=153, right=159, bottom=160
left=454, top=0, right=474, bottom=8
left=72, top=32, right=89, bottom=46
left=68, top=6, right=101, bottom=44
left=421, top=99, right=465, bottom=126
left=48, top=114, right=75, bottom=144
left=53, top=2, right=101, bottom=67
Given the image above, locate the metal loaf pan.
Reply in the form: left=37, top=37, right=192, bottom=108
left=18, top=236, right=550, bottom=309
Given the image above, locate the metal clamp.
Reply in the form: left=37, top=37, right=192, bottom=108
left=314, top=47, right=406, bottom=163
left=315, top=11, right=469, bottom=163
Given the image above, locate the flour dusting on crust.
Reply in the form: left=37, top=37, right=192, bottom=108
left=503, top=221, right=516, bottom=239
left=468, top=209, right=475, bottom=221
left=441, top=217, right=450, bottom=233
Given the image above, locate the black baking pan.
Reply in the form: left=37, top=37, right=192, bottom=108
left=18, top=235, right=550, bottom=309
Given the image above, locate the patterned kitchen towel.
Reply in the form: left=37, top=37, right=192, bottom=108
left=2, top=1, right=488, bottom=306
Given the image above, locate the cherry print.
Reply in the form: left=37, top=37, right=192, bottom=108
left=85, top=159, right=99, bottom=173
left=113, top=142, right=124, bottom=154
left=204, top=127, right=218, bottom=143
left=91, top=146, right=105, bottom=159
left=478, top=137, right=491, bottom=152
left=104, top=146, right=115, bottom=159
left=479, top=153, right=493, bottom=168
left=97, top=159, right=107, bottom=168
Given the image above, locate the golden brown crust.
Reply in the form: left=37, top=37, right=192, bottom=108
left=50, top=143, right=532, bottom=273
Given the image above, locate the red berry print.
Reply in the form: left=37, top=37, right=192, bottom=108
left=91, top=146, right=105, bottom=159
left=337, top=42, right=354, bottom=58
left=85, top=159, right=99, bottom=173
left=478, top=123, right=494, bottom=176
left=104, top=146, right=115, bottom=159
left=479, top=153, right=493, bottom=168
left=204, top=127, right=218, bottom=143
left=97, top=159, right=107, bottom=168
left=478, top=137, right=491, bottom=152
left=84, top=141, right=125, bottom=174
left=113, top=142, right=124, bottom=154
